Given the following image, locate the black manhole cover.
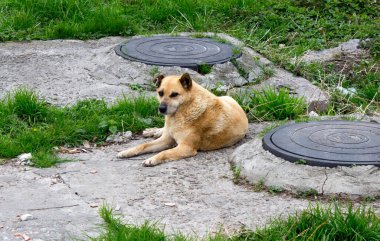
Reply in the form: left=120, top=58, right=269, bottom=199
left=114, top=36, right=241, bottom=70
left=262, top=120, right=380, bottom=167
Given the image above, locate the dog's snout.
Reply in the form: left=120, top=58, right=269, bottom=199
left=159, top=104, right=167, bottom=114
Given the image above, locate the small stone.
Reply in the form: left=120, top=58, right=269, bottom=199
left=308, top=111, right=319, bottom=117
left=89, top=170, right=97, bottom=174
left=115, top=205, right=121, bottom=211
left=17, top=153, right=32, bottom=164
left=14, top=233, right=31, bottom=241
left=83, top=140, right=91, bottom=148
left=106, top=131, right=133, bottom=143
left=19, top=214, right=34, bottom=221
left=279, top=44, right=286, bottom=49
left=164, top=203, right=176, bottom=207
left=89, top=203, right=99, bottom=208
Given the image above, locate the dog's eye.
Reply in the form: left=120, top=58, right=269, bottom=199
left=169, top=92, right=179, bottom=98
left=158, top=91, right=164, bottom=97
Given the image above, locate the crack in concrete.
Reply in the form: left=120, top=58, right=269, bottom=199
left=321, top=168, right=328, bottom=195
left=27, top=204, right=80, bottom=211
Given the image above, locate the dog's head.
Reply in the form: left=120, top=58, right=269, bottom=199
left=153, top=73, right=193, bottom=115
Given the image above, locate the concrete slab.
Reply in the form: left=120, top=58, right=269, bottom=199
left=0, top=124, right=313, bottom=240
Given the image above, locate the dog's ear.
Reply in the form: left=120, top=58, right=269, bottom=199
left=153, top=75, right=164, bottom=88
left=179, top=73, right=192, bottom=90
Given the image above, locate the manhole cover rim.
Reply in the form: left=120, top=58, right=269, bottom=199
left=262, top=120, right=380, bottom=167
left=114, top=36, right=242, bottom=70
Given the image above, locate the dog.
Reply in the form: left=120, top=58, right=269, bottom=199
left=117, top=73, right=248, bottom=166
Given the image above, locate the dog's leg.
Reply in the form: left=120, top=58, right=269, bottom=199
left=117, top=134, right=174, bottom=158
left=142, top=144, right=197, bottom=167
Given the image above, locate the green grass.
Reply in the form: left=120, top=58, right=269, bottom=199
left=0, top=0, right=379, bottom=115
left=235, top=87, right=307, bottom=121
left=88, top=203, right=380, bottom=241
left=197, top=63, right=212, bottom=75
left=0, top=89, right=163, bottom=167
left=0, top=87, right=305, bottom=167
left=1, top=0, right=378, bottom=59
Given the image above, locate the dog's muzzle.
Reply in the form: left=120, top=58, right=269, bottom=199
left=158, top=103, right=167, bottom=114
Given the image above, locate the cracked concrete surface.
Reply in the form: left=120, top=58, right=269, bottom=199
left=0, top=124, right=315, bottom=240
left=0, top=34, right=378, bottom=240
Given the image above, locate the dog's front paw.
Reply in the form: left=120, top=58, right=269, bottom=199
left=142, top=157, right=159, bottom=167
left=117, top=149, right=135, bottom=158
left=142, top=128, right=163, bottom=139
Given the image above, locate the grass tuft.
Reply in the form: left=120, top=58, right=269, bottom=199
left=6, top=88, right=49, bottom=124
left=90, top=205, right=169, bottom=241
left=232, top=203, right=380, bottom=241
left=235, top=87, right=307, bottom=121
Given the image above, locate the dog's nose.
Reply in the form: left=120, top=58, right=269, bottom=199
left=159, top=104, right=167, bottom=114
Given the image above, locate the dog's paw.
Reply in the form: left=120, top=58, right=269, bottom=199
left=142, top=157, right=158, bottom=167
left=117, top=150, right=134, bottom=158
left=142, top=128, right=163, bottom=139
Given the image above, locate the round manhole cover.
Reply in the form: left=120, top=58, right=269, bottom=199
left=114, top=36, right=241, bottom=70
left=262, top=121, right=380, bottom=167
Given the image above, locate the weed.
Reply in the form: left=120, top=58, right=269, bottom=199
left=197, top=63, right=212, bottom=75
left=296, top=188, right=319, bottom=198
left=230, top=58, right=249, bottom=79
left=231, top=166, right=241, bottom=184
left=268, top=186, right=284, bottom=194
left=232, top=47, right=242, bottom=56
left=148, top=67, right=160, bottom=77
left=209, top=82, right=229, bottom=96
left=190, top=33, right=209, bottom=39
left=295, top=159, right=307, bottom=165
left=129, top=83, right=145, bottom=92
left=253, top=178, right=265, bottom=192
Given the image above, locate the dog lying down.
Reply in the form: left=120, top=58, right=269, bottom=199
left=117, top=73, right=248, bottom=166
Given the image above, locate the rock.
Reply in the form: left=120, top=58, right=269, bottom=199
left=298, top=39, right=364, bottom=63
left=16, top=153, right=33, bottom=166
left=164, top=203, right=176, bottom=207
left=308, top=111, right=319, bottom=117
left=14, top=233, right=31, bottom=241
left=20, top=214, right=34, bottom=221
left=89, top=203, right=99, bottom=208
left=115, top=205, right=121, bottom=211
left=83, top=140, right=91, bottom=148
left=106, top=131, right=132, bottom=143
left=336, top=86, right=357, bottom=96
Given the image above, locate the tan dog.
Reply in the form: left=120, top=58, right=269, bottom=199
left=117, top=73, right=248, bottom=166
